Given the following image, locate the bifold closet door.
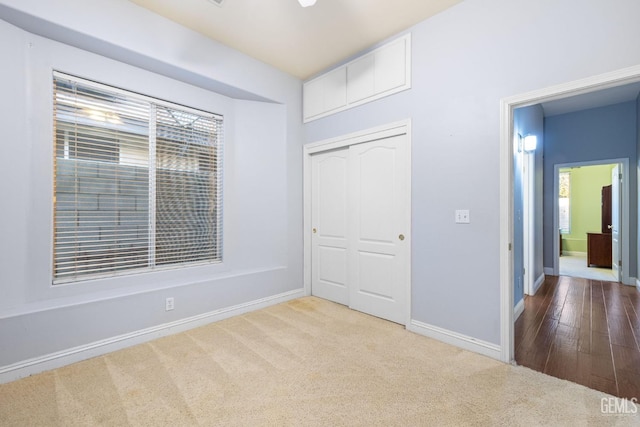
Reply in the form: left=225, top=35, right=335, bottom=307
left=310, top=134, right=409, bottom=324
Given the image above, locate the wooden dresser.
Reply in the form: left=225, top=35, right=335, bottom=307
left=587, top=232, right=612, bottom=268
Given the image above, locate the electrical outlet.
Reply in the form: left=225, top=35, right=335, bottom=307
left=165, top=297, right=174, bottom=311
left=455, top=209, right=470, bottom=224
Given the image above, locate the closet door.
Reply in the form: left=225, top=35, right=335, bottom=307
left=348, top=134, right=410, bottom=324
left=310, top=149, right=349, bottom=305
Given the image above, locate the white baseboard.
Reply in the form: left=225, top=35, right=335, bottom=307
left=407, top=320, right=502, bottom=361
left=532, top=273, right=545, bottom=295
left=514, top=299, right=525, bottom=321
left=544, top=267, right=554, bottom=276
left=636, top=278, right=640, bottom=292
left=0, top=289, right=305, bottom=385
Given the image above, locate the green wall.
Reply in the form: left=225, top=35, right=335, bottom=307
left=561, top=164, right=615, bottom=253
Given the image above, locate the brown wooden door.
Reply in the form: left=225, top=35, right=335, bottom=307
left=602, top=184, right=612, bottom=234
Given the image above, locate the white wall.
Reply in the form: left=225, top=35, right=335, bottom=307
left=304, top=0, right=640, bottom=345
left=0, top=0, right=303, bottom=374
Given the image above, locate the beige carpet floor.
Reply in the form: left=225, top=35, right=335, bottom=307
left=0, top=297, right=638, bottom=426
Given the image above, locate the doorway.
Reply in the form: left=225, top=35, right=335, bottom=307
left=500, top=64, right=640, bottom=363
left=554, top=161, right=625, bottom=283
left=512, top=97, right=638, bottom=396
left=303, top=120, right=412, bottom=325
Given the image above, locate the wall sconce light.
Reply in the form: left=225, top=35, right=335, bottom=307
left=523, top=135, right=537, bottom=152
left=298, top=0, right=317, bottom=6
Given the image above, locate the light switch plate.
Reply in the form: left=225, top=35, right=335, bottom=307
left=455, top=210, right=470, bottom=224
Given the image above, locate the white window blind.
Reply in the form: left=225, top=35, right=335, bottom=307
left=558, top=171, right=570, bottom=234
left=53, top=73, right=223, bottom=283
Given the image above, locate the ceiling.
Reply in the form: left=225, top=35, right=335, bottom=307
left=541, top=81, right=640, bottom=117
left=129, top=0, right=463, bottom=80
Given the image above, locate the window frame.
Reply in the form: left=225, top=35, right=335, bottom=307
left=52, top=72, right=224, bottom=285
left=558, top=170, right=571, bottom=235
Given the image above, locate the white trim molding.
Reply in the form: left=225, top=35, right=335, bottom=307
left=0, top=289, right=304, bottom=384
left=500, top=63, right=640, bottom=364
left=544, top=267, right=554, bottom=276
left=636, top=278, right=640, bottom=292
left=514, top=299, right=525, bottom=321
left=532, top=273, right=545, bottom=295
left=408, top=320, right=502, bottom=361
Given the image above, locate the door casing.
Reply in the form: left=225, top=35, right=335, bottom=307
left=552, top=160, right=627, bottom=280
left=522, top=151, right=535, bottom=296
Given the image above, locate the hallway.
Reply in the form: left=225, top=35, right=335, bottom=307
left=515, top=275, right=640, bottom=399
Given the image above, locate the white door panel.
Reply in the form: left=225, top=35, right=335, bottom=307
left=318, top=246, right=347, bottom=286
left=348, top=135, right=410, bottom=324
left=311, top=149, right=349, bottom=305
left=356, top=251, right=395, bottom=299
left=358, top=146, right=396, bottom=243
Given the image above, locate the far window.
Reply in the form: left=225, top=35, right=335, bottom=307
left=53, top=73, right=223, bottom=283
left=558, top=171, right=570, bottom=234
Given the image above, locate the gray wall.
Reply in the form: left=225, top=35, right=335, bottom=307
left=304, top=0, right=640, bottom=344
left=0, top=0, right=302, bottom=368
left=543, top=102, right=638, bottom=278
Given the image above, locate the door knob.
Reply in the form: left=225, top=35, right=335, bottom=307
left=608, top=225, right=612, bottom=229
left=399, top=234, right=405, bottom=241
left=313, top=228, right=317, bottom=234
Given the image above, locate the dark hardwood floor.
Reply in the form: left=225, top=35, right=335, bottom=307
left=515, top=275, right=640, bottom=399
